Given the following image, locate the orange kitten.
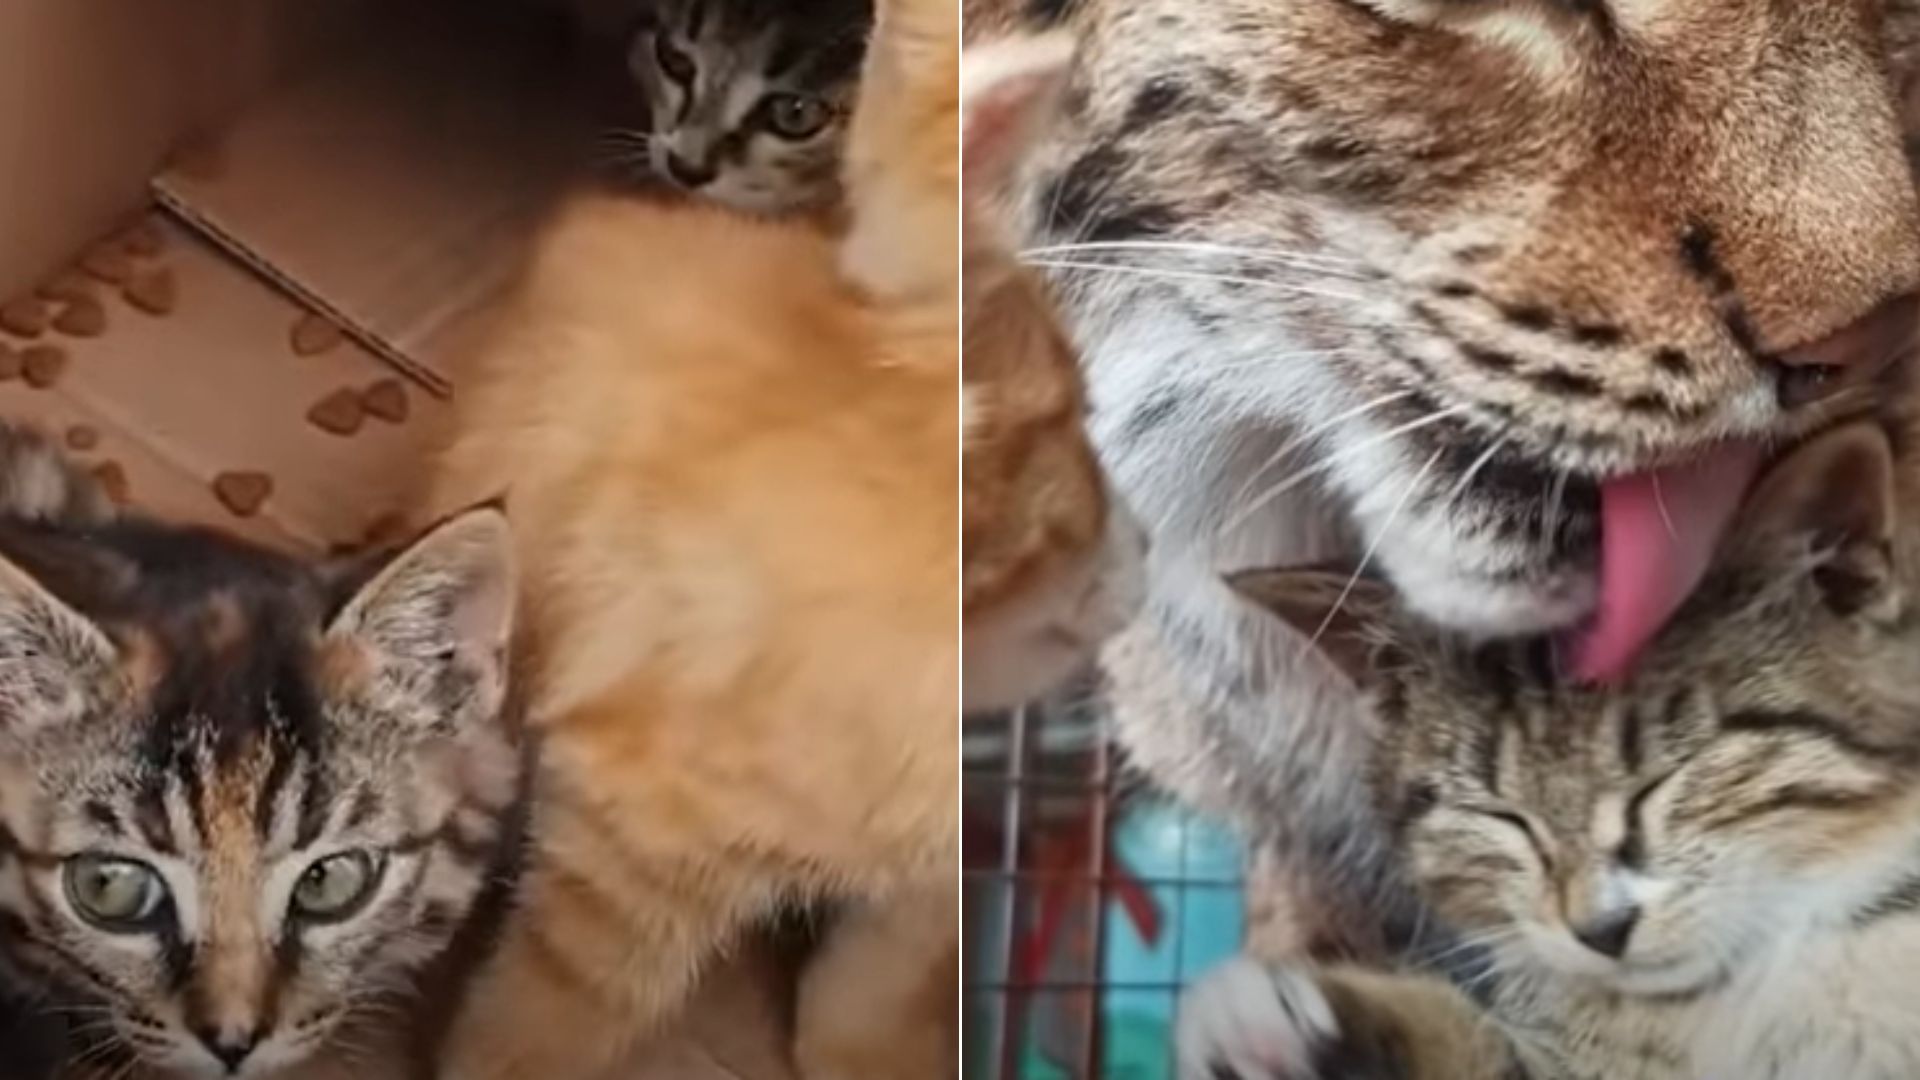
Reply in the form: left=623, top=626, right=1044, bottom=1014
left=422, top=0, right=959, bottom=1077
left=960, top=34, right=1143, bottom=713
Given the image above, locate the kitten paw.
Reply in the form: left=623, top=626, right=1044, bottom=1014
left=1176, top=956, right=1340, bottom=1080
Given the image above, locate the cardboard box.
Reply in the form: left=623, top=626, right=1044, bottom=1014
left=0, top=1, right=797, bottom=1074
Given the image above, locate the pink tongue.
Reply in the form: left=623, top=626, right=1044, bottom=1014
left=1568, top=442, right=1763, bottom=684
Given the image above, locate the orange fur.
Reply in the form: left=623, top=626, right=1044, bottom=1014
left=423, top=2, right=958, bottom=1077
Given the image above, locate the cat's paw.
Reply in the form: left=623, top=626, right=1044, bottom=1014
left=1176, top=956, right=1340, bottom=1080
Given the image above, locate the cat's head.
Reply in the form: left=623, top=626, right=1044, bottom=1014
left=1233, top=418, right=1920, bottom=996
left=625, top=0, right=872, bottom=213
left=0, top=507, right=519, bottom=1078
left=947, top=32, right=1145, bottom=712
left=1015, top=0, right=1920, bottom=648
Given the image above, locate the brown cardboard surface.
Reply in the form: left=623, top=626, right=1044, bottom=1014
left=154, top=2, right=595, bottom=393
left=0, top=214, right=448, bottom=551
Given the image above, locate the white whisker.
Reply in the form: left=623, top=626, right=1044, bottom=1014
left=1021, top=258, right=1371, bottom=305
left=1304, top=446, right=1442, bottom=653
left=1444, top=433, right=1510, bottom=515
left=1222, top=404, right=1472, bottom=534
left=1651, top=471, right=1678, bottom=542
left=1021, top=239, right=1370, bottom=278
left=1226, top=389, right=1419, bottom=510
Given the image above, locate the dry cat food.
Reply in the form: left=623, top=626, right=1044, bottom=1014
left=362, top=378, right=409, bottom=423
left=290, top=313, right=345, bottom=356
left=21, top=345, right=66, bottom=388
left=65, top=424, right=100, bottom=451
left=35, top=272, right=95, bottom=305
left=306, top=389, right=366, bottom=436
left=92, top=461, right=130, bottom=505
left=213, top=471, right=273, bottom=518
left=52, top=297, right=107, bottom=338
left=0, top=345, right=17, bottom=381
left=0, top=297, right=49, bottom=338
left=81, top=245, right=133, bottom=285
left=124, top=269, right=178, bottom=316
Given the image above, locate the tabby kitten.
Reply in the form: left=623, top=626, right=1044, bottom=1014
left=1180, top=418, right=1920, bottom=1080
left=621, top=0, right=872, bottom=213
left=0, top=426, right=522, bottom=1080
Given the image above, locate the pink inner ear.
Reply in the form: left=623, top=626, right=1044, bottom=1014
left=961, top=37, right=1074, bottom=193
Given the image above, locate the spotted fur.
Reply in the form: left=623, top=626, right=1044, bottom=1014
left=966, top=0, right=1920, bottom=945
left=618, top=0, right=873, bottom=213
left=1180, top=416, right=1920, bottom=1079
left=0, top=442, right=524, bottom=1080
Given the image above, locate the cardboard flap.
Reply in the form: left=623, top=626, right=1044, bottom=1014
left=155, top=3, right=596, bottom=393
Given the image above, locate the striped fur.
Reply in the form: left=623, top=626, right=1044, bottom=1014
left=1182, top=417, right=1920, bottom=1079
left=0, top=428, right=524, bottom=1080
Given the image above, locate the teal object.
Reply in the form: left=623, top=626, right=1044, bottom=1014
left=1099, top=799, right=1245, bottom=1078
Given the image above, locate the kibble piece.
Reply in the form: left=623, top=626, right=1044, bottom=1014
left=92, top=461, right=130, bottom=505
left=21, top=345, right=67, bottom=388
left=306, top=389, right=366, bottom=436
left=81, top=246, right=133, bottom=285
left=121, top=220, right=165, bottom=257
left=213, top=471, right=273, bottom=518
left=0, top=297, right=48, bottom=338
left=290, top=313, right=345, bottom=356
left=52, top=297, right=107, bottom=338
left=65, top=424, right=100, bottom=451
left=35, top=272, right=94, bottom=304
left=124, top=269, right=178, bottom=316
left=0, top=344, right=18, bottom=381
left=362, top=378, right=410, bottom=423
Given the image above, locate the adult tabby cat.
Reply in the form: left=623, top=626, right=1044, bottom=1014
left=423, top=0, right=958, bottom=1076
left=967, top=0, right=1920, bottom=947
left=0, top=425, right=523, bottom=1080
left=1179, top=415, right=1920, bottom=1079
left=617, top=0, right=872, bottom=213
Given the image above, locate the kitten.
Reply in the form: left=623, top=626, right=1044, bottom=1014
left=422, top=0, right=956, bottom=1076
left=1179, top=416, right=1920, bottom=1080
left=618, top=0, right=873, bottom=214
left=0, top=426, right=523, bottom=1080
left=956, top=33, right=1143, bottom=714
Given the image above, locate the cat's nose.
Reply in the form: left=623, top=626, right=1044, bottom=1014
left=195, top=1023, right=262, bottom=1072
left=1569, top=905, right=1640, bottom=959
left=1775, top=292, right=1919, bottom=409
left=665, top=153, right=718, bottom=189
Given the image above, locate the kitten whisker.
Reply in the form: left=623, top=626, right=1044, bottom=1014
left=1225, top=388, right=1419, bottom=513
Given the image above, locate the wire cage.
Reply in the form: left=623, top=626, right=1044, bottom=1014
left=963, top=696, right=1250, bottom=1079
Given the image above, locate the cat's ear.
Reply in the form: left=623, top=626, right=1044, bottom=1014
left=0, top=552, right=117, bottom=734
left=326, top=506, right=517, bottom=734
left=1225, top=565, right=1395, bottom=685
left=962, top=33, right=1074, bottom=199
left=1739, top=420, right=1898, bottom=616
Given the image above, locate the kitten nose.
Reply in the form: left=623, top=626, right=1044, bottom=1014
left=195, top=1024, right=262, bottom=1072
left=1775, top=292, right=1919, bottom=409
left=1569, top=905, right=1640, bottom=959
left=665, top=153, right=717, bottom=189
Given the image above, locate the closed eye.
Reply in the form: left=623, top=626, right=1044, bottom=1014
left=1617, top=772, right=1674, bottom=868
left=1471, top=806, right=1551, bottom=864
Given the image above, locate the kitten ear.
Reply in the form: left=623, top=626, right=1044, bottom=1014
left=326, top=506, right=517, bottom=734
left=1225, top=565, right=1395, bottom=685
left=1739, top=420, right=1897, bottom=615
left=962, top=33, right=1074, bottom=200
left=0, top=552, right=117, bottom=734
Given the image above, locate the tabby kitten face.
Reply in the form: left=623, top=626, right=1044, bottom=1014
left=0, top=509, right=517, bottom=1078
left=626, top=0, right=871, bottom=213
left=1235, top=421, right=1920, bottom=997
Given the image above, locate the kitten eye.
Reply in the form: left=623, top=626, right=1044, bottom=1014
left=64, top=855, right=167, bottom=932
left=291, top=851, right=383, bottom=923
left=655, top=35, right=696, bottom=84
left=764, top=94, right=833, bottom=140
left=1474, top=807, right=1551, bottom=862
